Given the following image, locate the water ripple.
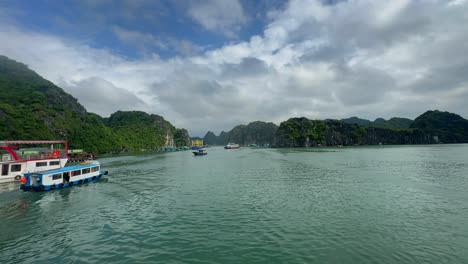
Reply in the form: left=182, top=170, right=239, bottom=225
left=1, top=146, right=468, bottom=263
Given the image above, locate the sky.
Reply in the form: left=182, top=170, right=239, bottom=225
left=1, top=0, right=468, bottom=137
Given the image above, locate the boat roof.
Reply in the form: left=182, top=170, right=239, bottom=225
left=25, top=161, right=100, bottom=175
left=0, top=140, right=67, bottom=146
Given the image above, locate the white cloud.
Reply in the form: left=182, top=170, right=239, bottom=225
left=187, top=0, right=247, bottom=38
left=62, top=77, right=146, bottom=116
left=112, top=26, right=167, bottom=50
left=1, top=0, right=468, bottom=137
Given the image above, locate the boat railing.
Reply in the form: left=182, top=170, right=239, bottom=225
left=13, top=151, right=67, bottom=161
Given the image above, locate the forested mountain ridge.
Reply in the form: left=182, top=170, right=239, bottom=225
left=275, top=111, right=468, bottom=147
left=203, top=121, right=278, bottom=146
left=0, top=55, right=189, bottom=153
left=342, top=116, right=413, bottom=130
left=103, top=111, right=191, bottom=150
left=410, top=110, right=468, bottom=142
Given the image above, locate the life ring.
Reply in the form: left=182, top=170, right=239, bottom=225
left=14, top=175, right=21, bottom=181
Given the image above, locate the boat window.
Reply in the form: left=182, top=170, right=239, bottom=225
left=36, top=162, right=47, bottom=167
left=49, top=161, right=60, bottom=166
left=52, top=174, right=62, bottom=180
left=72, top=170, right=81, bottom=176
left=91, top=166, right=100, bottom=172
left=1, top=164, right=8, bottom=176
left=82, top=168, right=91, bottom=174
left=11, top=164, right=22, bottom=172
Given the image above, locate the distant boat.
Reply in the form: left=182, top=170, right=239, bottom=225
left=20, top=161, right=108, bottom=192
left=193, top=149, right=208, bottom=156
left=224, top=143, right=240, bottom=149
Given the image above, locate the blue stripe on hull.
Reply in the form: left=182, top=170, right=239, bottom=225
left=20, top=172, right=106, bottom=192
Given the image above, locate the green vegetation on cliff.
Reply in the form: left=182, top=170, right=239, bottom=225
left=275, top=112, right=468, bottom=147
left=275, top=118, right=328, bottom=147
left=174, top=128, right=191, bottom=147
left=0, top=55, right=119, bottom=152
left=410, top=110, right=468, bottom=142
left=104, top=111, right=176, bottom=150
left=0, top=55, right=189, bottom=152
left=372, top=117, right=413, bottom=130
left=343, top=116, right=413, bottom=130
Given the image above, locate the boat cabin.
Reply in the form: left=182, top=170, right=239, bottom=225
left=21, top=161, right=107, bottom=191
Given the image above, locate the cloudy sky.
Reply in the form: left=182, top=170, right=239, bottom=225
left=1, top=0, right=467, bottom=136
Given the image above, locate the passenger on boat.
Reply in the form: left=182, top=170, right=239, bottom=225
left=63, top=172, right=70, bottom=183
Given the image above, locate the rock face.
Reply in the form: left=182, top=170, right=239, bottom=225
left=174, top=129, right=191, bottom=147
left=203, top=131, right=218, bottom=145
left=203, top=121, right=278, bottom=146
left=218, top=131, right=228, bottom=145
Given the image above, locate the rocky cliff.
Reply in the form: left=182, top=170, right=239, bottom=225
left=203, top=121, right=278, bottom=146
left=203, top=131, right=218, bottom=145
left=174, top=128, right=191, bottom=147
left=275, top=114, right=467, bottom=147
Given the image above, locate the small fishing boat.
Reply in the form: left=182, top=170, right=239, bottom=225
left=20, top=161, right=108, bottom=192
left=224, top=143, right=240, bottom=149
left=192, top=149, right=208, bottom=156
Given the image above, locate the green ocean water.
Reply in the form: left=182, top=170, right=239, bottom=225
left=1, top=145, right=468, bottom=263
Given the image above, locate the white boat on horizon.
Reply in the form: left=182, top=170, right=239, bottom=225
left=224, top=143, right=240, bottom=149
left=0, top=140, right=69, bottom=184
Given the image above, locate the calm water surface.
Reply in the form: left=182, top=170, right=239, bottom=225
left=1, top=145, right=468, bottom=263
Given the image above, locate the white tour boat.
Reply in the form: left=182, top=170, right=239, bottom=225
left=224, top=143, right=240, bottom=149
left=0, top=140, right=68, bottom=184
left=20, top=161, right=108, bottom=192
